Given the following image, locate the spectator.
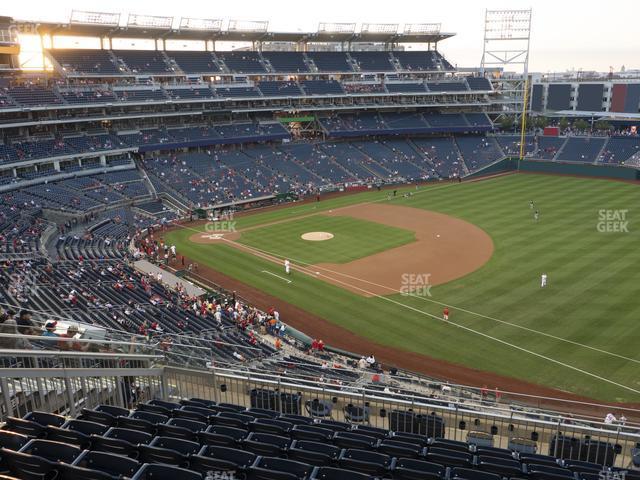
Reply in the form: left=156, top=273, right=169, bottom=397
left=0, top=309, right=32, bottom=349
left=358, top=356, right=367, bottom=369
left=42, top=320, right=59, bottom=337
left=17, top=310, right=37, bottom=335
left=58, top=324, right=88, bottom=351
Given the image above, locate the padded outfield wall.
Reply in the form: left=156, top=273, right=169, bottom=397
left=468, top=157, right=640, bottom=181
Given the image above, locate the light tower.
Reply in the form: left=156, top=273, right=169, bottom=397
left=481, top=8, right=532, bottom=160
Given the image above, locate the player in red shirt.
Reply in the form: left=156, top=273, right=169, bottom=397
left=443, top=307, right=450, bottom=320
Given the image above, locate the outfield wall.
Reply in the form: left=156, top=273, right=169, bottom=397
left=469, top=158, right=640, bottom=181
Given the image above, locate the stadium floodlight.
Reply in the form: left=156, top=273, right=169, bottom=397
left=480, top=8, right=533, bottom=160
left=127, top=14, right=173, bottom=29
left=481, top=9, right=531, bottom=71
left=179, top=17, right=222, bottom=31
left=317, top=22, right=356, bottom=34
left=403, top=23, right=441, bottom=35
left=361, top=23, right=398, bottom=34
left=227, top=20, right=269, bottom=32
left=70, top=10, right=120, bottom=26
left=484, top=9, right=532, bottom=39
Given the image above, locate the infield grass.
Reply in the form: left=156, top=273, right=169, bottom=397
left=164, top=174, right=640, bottom=402
left=238, top=215, right=415, bottom=264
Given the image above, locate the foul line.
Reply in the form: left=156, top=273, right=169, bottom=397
left=261, top=270, right=292, bottom=284
left=218, top=237, right=640, bottom=396
left=279, top=259, right=640, bottom=367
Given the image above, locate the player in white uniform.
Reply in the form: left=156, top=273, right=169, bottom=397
left=284, top=259, right=291, bottom=275
left=541, top=273, right=547, bottom=288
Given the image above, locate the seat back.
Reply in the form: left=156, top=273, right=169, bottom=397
left=73, top=450, right=140, bottom=477
left=22, top=439, right=82, bottom=463
left=23, top=412, right=66, bottom=428
left=131, top=463, right=203, bottom=480
left=0, top=431, right=29, bottom=451
left=2, top=448, right=57, bottom=480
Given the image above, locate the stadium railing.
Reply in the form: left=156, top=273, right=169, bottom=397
left=163, top=364, right=640, bottom=468
left=0, top=349, right=164, bottom=421
left=1, top=348, right=639, bottom=467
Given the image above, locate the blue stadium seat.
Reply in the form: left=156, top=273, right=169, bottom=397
left=392, top=458, right=445, bottom=480
left=426, top=447, right=473, bottom=468
left=1, top=448, right=58, bottom=480
left=45, top=426, right=92, bottom=448
left=288, top=440, right=341, bottom=466
left=377, top=438, right=424, bottom=458
left=310, top=466, right=374, bottom=480
left=58, top=463, right=123, bottom=480
left=90, top=427, right=153, bottom=457
left=23, top=412, right=66, bottom=428
left=247, top=456, right=313, bottom=480
left=131, top=463, right=203, bottom=480
left=333, top=431, right=377, bottom=450
left=212, top=411, right=254, bottom=429
left=250, top=418, right=293, bottom=436
left=476, top=455, right=522, bottom=477
left=290, top=425, right=334, bottom=442
left=0, top=431, right=29, bottom=452
left=338, top=448, right=394, bottom=476
left=189, top=445, right=256, bottom=473
left=69, top=450, right=140, bottom=478
left=79, top=409, right=116, bottom=427
left=187, top=398, right=217, bottom=408
left=2, top=418, right=45, bottom=438
left=138, top=436, right=200, bottom=466
left=115, top=416, right=156, bottom=434
left=243, top=431, right=291, bottom=456
left=157, top=418, right=207, bottom=440
left=20, top=439, right=82, bottom=463
left=451, top=467, right=502, bottom=480
left=199, top=424, right=248, bottom=446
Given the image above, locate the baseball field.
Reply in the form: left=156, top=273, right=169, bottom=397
left=163, top=173, right=640, bottom=403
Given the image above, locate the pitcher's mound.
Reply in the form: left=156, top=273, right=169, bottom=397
left=301, top=232, right=334, bottom=241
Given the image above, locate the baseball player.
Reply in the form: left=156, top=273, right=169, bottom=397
left=443, top=307, right=450, bottom=320
left=541, top=273, right=547, bottom=288
left=284, top=259, right=291, bottom=275
left=529, top=200, right=534, bottom=210
left=534, top=210, right=540, bottom=222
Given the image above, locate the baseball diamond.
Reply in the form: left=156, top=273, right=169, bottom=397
left=164, top=173, right=640, bottom=402
left=3, top=6, right=640, bottom=478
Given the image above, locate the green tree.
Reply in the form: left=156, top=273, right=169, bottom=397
left=594, top=120, right=611, bottom=132
left=499, top=115, right=515, bottom=131
left=534, top=116, right=548, bottom=129
left=574, top=119, right=590, bottom=131
left=559, top=117, right=569, bottom=130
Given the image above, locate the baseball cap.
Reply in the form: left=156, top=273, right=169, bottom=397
left=45, top=321, right=58, bottom=329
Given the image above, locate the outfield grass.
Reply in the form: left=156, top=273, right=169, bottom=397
left=238, top=215, right=415, bottom=264
left=164, top=174, right=640, bottom=402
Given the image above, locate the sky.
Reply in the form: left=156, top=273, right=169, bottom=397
left=4, top=0, right=639, bottom=73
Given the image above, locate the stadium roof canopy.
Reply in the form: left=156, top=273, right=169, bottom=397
left=14, top=15, right=455, bottom=44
